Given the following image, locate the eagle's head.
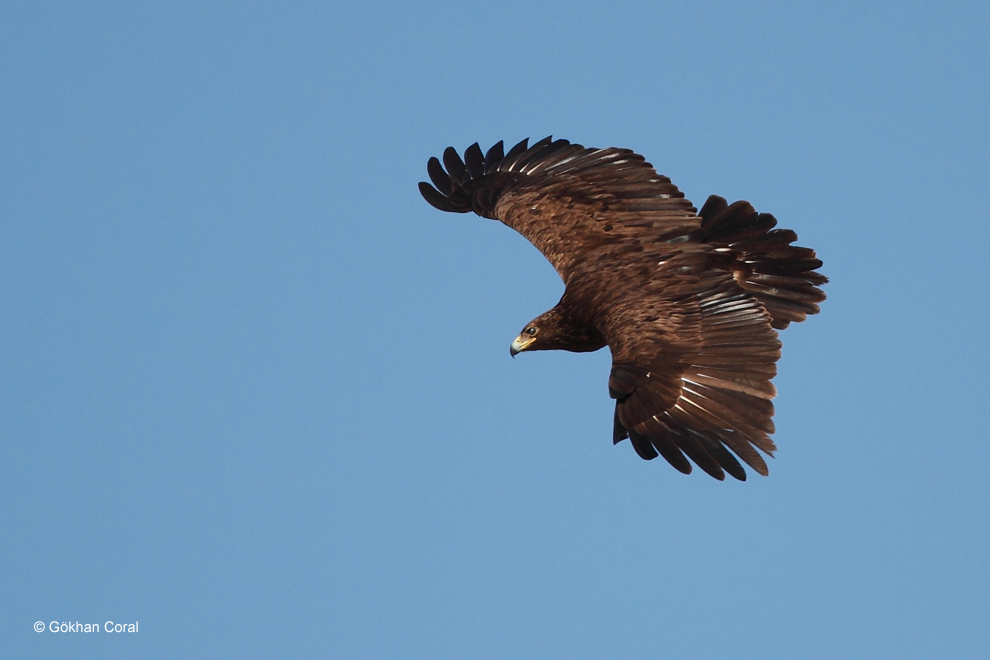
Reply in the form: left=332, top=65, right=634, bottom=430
left=509, top=321, right=542, bottom=356
left=510, top=306, right=606, bottom=356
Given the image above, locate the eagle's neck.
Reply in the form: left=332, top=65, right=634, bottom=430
left=544, top=295, right=607, bottom=353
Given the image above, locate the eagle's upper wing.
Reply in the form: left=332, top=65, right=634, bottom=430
left=418, top=137, right=702, bottom=285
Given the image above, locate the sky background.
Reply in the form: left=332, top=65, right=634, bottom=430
left=3, top=1, right=989, bottom=658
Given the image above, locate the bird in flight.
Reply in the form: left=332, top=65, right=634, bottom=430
left=419, top=137, right=826, bottom=480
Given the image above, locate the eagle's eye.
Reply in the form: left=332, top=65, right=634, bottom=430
left=525, top=326, right=538, bottom=336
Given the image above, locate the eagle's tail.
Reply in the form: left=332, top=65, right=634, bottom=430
left=699, top=195, right=828, bottom=330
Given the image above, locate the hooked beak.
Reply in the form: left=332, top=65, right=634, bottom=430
left=510, top=335, right=535, bottom=357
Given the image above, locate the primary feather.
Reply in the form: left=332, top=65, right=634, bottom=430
left=419, top=137, right=826, bottom=481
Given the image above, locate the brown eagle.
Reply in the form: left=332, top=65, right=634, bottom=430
left=419, top=137, right=826, bottom=480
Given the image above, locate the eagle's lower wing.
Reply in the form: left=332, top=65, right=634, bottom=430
left=603, top=254, right=780, bottom=481
left=418, top=137, right=701, bottom=285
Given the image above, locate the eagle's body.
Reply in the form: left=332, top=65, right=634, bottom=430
left=419, top=137, right=826, bottom=481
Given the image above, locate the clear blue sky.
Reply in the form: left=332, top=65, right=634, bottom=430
left=3, top=1, right=988, bottom=658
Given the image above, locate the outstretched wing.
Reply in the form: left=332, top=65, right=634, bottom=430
left=418, top=137, right=702, bottom=285
left=604, top=251, right=781, bottom=481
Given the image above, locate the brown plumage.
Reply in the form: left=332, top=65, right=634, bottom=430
left=419, top=137, right=826, bottom=481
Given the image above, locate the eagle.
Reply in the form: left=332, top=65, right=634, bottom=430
left=418, top=137, right=826, bottom=481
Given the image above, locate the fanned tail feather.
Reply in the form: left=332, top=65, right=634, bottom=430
left=700, top=195, right=828, bottom=329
